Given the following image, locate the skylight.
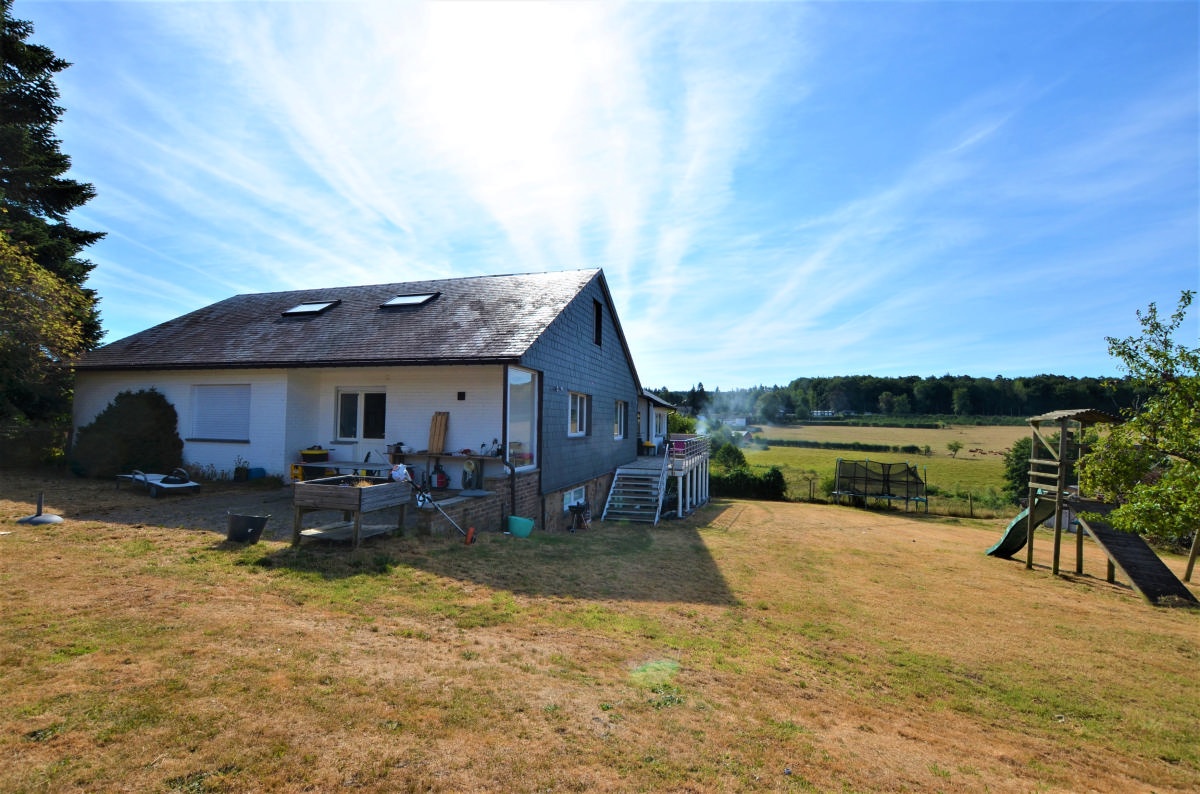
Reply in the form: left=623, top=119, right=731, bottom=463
left=282, top=300, right=339, bottom=316
left=381, top=292, right=438, bottom=308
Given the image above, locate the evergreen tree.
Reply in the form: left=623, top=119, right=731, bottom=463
left=1, top=0, right=103, bottom=429
left=692, top=382, right=708, bottom=414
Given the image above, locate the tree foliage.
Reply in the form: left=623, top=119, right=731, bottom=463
left=666, top=411, right=696, bottom=435
left=1078, top=291, right=1199, bottom=546
left=712, top=441, right=747, bottom=471
left=0, top=232, right=86, bottom=424
left=655, top=372, right=1143, bottom=424
left=1002, top=435, right=1032, bottom=504
left=1, top=0, right=104, bottom=430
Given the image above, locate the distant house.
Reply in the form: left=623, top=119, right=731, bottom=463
left=73, top=268, right=689, bottom=531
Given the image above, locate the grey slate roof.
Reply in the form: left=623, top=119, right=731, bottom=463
left=78, top=269, right=602, bottom=371
left=642, top=390, right=676, bottom=410
left=1028, top=408, right=1122, bottom=426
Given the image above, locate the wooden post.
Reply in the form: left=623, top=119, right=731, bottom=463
left=1025, top=424, right=1038, bottom=570
left=1185, top=527, right=1199, bottom=583
left=1050, top=418, right=1069, bottom=577
left=1075, top=510, right=1084, bottom=575
left=292, top=504, right=303, bottom=546
left=834, top=458, right=842, bottom=506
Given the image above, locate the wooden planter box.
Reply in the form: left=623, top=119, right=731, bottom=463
left=292, top=475, right=412, bottom=547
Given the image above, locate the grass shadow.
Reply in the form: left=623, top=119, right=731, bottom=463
left=251, top=503, right=739, bottom=605
left=8, top=473, right=738, bottom=605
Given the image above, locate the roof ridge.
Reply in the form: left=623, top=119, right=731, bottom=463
left=229, top=267, right=600, bottom=300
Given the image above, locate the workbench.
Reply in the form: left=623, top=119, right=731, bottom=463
left=291, top=460, right=393, bottom=480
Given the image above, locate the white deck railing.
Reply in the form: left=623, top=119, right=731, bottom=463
left=667, top=434, right=709, bottom=471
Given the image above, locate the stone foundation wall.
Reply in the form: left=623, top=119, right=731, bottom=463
left=414, top=491, right=505, bottom=536
left=412, top=468, right=618, bottom=536
left=542, top=471, right=613, bottom=532
left=415, top=468, right=542, bottom=536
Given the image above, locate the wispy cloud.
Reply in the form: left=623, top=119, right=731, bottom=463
left=28, top=1, right=1197, bottom=384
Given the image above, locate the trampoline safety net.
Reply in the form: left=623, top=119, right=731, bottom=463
left=833, top=459, right=927, bottom=510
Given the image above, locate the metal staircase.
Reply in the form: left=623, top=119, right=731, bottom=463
left=602, top=458, right=668, bottom=525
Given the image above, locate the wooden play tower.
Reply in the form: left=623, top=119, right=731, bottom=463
left=1022, top=409, right=1110, bottom=574
left=993, top=408, right=1198, bottom=607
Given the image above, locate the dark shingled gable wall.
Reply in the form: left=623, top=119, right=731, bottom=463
left=520, top=274, right=640, bottom=496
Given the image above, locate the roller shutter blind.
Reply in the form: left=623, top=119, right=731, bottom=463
left=191, top=384, right=251, bottom=441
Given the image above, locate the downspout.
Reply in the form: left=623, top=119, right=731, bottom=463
left=505, top=461, right=516, bottom=521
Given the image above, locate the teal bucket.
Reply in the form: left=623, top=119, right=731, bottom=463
left=506, top=516, right=534, bottom=537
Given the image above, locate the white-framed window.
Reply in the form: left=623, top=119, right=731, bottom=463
left=569, top=392, right=590, bottom=437
left=507, top=367, right=538, bottom=469
left=190, top=384, right=250, bottom=442
left=613, top=400, right=627, bottom=440
left=563, top=485, right=587, bottom=512
left=337, top=389, right=386, bottom=440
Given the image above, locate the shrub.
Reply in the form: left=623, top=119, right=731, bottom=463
left=70, top=389, right=184, bottom=477
left=713, top=443, right=747, bottom=470
left=711, top=466, right=787, bottom=500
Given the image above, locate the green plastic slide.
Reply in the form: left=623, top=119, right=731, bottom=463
left=986, top=497, right=1058, bottom=558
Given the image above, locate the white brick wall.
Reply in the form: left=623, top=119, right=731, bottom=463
left=75, top=364, right=507, bottom=481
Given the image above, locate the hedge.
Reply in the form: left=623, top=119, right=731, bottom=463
left=710, top=466, right=787, bottom=500
left=761, top=438, right=926, bottom=455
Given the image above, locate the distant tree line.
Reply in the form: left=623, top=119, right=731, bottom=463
left=652, top=374, right=1142, bottom=424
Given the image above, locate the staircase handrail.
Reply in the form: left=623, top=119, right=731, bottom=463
left=653, top=458, right=669, bottom=526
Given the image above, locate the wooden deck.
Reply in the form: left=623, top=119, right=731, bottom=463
left=605, top=436, right=711, bottom=524
left=621, top=456, right=668, bottom=472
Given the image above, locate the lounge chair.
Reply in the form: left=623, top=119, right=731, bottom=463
left=116, top=468, right=201, bottom=498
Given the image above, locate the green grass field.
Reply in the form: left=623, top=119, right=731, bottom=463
left=740, top=423, right=1029, bottom=517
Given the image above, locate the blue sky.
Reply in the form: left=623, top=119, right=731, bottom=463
left=19, top=0, right=1199, bottom=389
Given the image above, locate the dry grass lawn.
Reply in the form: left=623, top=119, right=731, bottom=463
left=759, top=423, right=1029, bottom=458
left=2, top=472, right=1197, bottom=793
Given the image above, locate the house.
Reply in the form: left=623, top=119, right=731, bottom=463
left=637, top=389, right=675, bottom=454
left=73, top=268, right=705, bottom=532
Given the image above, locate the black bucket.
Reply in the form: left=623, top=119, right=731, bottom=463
left=226, top=513, right=270, bottom=543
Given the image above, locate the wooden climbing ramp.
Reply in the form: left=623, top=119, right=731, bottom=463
left=1074, top=500, right=1198, bottom=608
